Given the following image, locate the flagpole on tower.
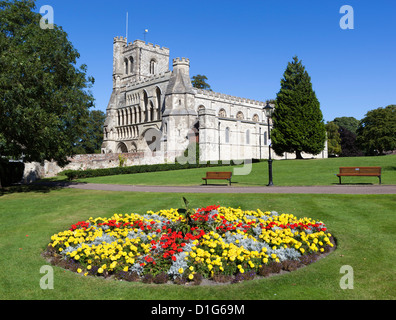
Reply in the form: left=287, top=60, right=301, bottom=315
left=126, top=12, right=128, bottom=40
left=144, top=29, right=148, bottom=43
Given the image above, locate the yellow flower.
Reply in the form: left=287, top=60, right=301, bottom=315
left=262, top=258, right=268, bottom=264
left=77, top=268, right=82, bottom=273
left=98, top=268, right=104, bottom=274
left=178, top=268, right=184, bottom=274
left=189, top=266, right=194, bottom=271
left=188, top=274, right=194, bottom=280
left=300, top=248, right=305, bottom=254
left=123, top=266, right=129, bottom=272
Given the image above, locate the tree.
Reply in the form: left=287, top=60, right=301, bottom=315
left=356, top=105, right=396, bottom=155
left=72, top=110, right=105, bottom=154
left=333, top=116, right=360, bottom=135
left=338, top=126, right=363, bottom=157
left=191, top=74, right=212, bottom=91
left=0, top=0, right=95, bottom=168
left=325, top=121, right=341, bottom=156
left=271, top=56, right=326, bottom=159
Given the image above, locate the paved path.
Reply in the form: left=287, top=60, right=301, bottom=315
left=40, top=181, right=396, bottom=194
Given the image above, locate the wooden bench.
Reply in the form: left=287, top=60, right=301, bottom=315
left=202, top=172, right=232, bottom=185
left=336, top=167, right=382, bottom=184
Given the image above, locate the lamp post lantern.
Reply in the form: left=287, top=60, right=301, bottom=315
left=263, top=103, right=274, bottom=186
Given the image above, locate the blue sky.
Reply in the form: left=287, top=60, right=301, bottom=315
left=34, top=0, right=396, bottom=122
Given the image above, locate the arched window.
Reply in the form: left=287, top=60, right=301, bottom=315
left=252, top=114, right=259, bottom=122
left=218, top=109, right=226, bottom=118
left=129, top=57, right=134, bottom=74
left=121, top=109, right=125, bottom=125
left=225, top=127, right=230, bottom=143
left=149, top=101, right=154, bottom=122
left=150, top=59, right=156, bottom=75
left=143, top=90, right=148, bottom=122
left=124, top=58, right=129, bottom=75
left=246, top=129, right=250, bottom=145
left=236, top=111, right=244, bottom=120
left=156, top=87, right=161, bottom=119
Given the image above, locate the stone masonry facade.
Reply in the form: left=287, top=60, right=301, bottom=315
left=22, top=37, right=327, bottom=182
left=101, top=36, right=328, bottom=163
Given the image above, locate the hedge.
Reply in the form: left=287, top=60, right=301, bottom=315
left=61, top=159, right=261, bottom=180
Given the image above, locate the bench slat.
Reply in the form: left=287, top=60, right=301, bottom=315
left=202, top=172, right=232, bottom=185
left=336, top=167, right=381, bottom=184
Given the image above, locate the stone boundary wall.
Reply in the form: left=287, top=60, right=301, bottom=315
left=22, top=151, right=182, bottom=183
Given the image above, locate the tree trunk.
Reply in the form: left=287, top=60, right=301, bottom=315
left=296, top=151, right=303, bottom=159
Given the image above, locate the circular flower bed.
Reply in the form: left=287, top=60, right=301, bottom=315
left=44, top=202, right=335, bottom=284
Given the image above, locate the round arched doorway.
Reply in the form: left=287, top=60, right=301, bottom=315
left=116, top=142, right=128, bottom=153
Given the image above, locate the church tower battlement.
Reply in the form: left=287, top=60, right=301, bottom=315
left=112, top=37, right=170, bottom=88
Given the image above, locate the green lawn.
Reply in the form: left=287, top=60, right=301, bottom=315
left=1, top=186, right=395, bottom=300
left=59, top=155, right=396, bottom=187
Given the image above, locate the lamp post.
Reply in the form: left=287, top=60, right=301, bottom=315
left=263, top=103, right=274, bottom=186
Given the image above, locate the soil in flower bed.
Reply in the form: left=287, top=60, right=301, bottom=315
left=43, top=201, right=336, bottom=285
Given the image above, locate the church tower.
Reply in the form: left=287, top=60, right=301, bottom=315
left=162, top=58, right=197, bottom=159
left=114, top=39, right=170, bottom=85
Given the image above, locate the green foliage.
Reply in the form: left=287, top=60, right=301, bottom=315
left=173, top=197, right=195, bottom=235
left=0, top=0, right=95, bottom=166
left=338, top=127, right=363, bottom=157
left=72, top=110, right=105, bottom=154
left=118, top=154, right=127, bottom=167
left=356, top=105, right=396, bottom=155
left=271, top=56, right=326, bottom=159
left=191, top=74, right=212, bottom=91
left=333, top=116, right=360, bottom=135
left=325, top=122, right=341, bottom=156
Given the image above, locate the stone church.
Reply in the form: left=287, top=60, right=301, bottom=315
left=101, top=37, right=328, bottom=163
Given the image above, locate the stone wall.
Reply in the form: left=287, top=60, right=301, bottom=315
left=22, top=150, right=183, bottom=183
